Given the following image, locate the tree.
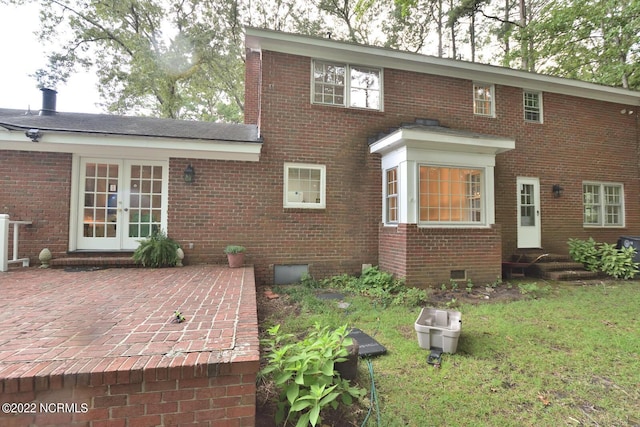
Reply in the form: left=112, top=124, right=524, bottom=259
left=532, top=0, right=640, bottom=89
left=17, top=0, right=246, bottom=121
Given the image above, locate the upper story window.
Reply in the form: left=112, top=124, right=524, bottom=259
left=473, top=83, right=494, bottom=117
left=583, top=182, right=624, bottom=227
left=312, top=60, right=382, bottom=110
left=419, top=166, right=483, bottom=224
left=385, top=168, right=398, bottom=223
left=284, top=163, right=326, bottom=209
left=523, top=91, right=543, bottom=123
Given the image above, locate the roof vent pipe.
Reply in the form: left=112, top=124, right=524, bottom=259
left=40, top=88, right=57, bottom=116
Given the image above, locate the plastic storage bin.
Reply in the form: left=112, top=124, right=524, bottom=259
left=414, top=308, right=462, bottom=353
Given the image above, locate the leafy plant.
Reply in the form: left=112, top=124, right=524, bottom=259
left=224, top=244, right=246, bottom=254
left=518, top=282, right=551, bottom=299
left=132, top=230, right=179, bottom=268
left=568, top=238, right=639, bottom=279
left=260, top=323, right=366, bottom=426
left=598, top=243, right=639, bottom=279
left=392, top=286, right=429, bottom=306
left=466, top=279, right=474, bottom=293
left=568, top=237, right=600, bottom=271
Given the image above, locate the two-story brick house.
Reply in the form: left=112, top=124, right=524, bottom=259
left=2, top=27, right=639, bottom=287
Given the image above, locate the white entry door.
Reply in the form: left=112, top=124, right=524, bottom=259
left=77, top=158, right=168, bottom=250
left=517, top=177, right=541, bottom=248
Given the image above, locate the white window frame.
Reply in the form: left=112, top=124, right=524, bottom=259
left=473, top=82, right=495, bottom=117
left=583, top=182, right=624, bottom=227
left=311, top=60, right=383, bottom=111
left=523, top=91, right=543, bottom=123
left=385, top=167, right=398, bottom=224
left=283, top=163, right=326, bottom=209
left=418, top=165, right=486, bottom=226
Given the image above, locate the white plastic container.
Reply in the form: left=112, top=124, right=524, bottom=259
left=414, top=308, right=462, bottom=353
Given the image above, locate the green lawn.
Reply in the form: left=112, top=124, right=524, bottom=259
left=261, top=281, right=640, bottom=427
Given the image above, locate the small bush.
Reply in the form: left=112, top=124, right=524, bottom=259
left=518, top=282, right=551, bottom=299
left=132, top=230, right=179, bottom=268
left=568, top=237, right=600, bottom=272
left=568, top=238, right=639, bottom=279
left=260, top=323, right=365, bottom=426
left=599, top=243, right=639, bottom=279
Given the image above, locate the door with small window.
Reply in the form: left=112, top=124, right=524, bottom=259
left=76, top=158, right=168, bottom=250
left=517, top=177, right=541, bottom=248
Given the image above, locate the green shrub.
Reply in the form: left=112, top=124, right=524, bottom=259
left=599, top=243, right=639, bottom=279
left=260, top=323, right=365, bottom=427
left=568, top=238, right=639, bottom=279
left=568, top=237, right=600, bottom=271
left=132, top=230, right=179, bottom=268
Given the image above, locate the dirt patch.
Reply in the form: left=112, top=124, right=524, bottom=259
left=427, top=283, right=526, bottom=307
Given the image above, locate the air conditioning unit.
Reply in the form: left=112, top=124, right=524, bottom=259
left=288, top=191, right=304, bottom=202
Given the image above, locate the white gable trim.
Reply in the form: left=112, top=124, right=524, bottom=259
left=246, top=28, right=640, bottom=107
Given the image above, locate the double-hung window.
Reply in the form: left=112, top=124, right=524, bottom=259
left=386, top=168, right=398, bottom=223
left=473, top=83, right=494, bottom=117
left=419, top=166, right=483, bottom=224
left=523, top=91, right=543, bottom=122
left=583, top=182, right=624, bottom=227
left=313, top=60, right=381, bottom=110
left=284, top=163, right=326, bottom=209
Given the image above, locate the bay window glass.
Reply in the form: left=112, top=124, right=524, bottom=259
left=419, top=166, right=483, bottom=223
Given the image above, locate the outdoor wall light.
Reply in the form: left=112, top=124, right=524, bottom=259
left=183, top=164, right=195, bottom=183
left=552, top=184, right=563, bottom=198
left=25, top=129, right=41, bottom=142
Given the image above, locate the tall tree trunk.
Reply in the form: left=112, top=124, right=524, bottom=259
left=438, top=0, right=444, bottom=57
left=470, top=12, right=476, bottom=62
left=520, top=0, right=528, bottom=70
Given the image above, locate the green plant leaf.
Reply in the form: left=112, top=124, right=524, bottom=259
left=286, top=383, right=300, bottom=405
left=309, top=403, right=321, bottom=426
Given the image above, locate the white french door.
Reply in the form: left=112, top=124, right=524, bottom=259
left=517, top=177, right=541, bottom=248
left=76, top=158, right=168, bottom=250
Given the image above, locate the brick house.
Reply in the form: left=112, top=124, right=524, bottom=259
left=2, top=28, right=640, bottom=287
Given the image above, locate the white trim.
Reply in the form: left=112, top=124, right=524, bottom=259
left=523, top=90, right=544, bottom=123
left=582, top=181, right=625, bottom=228
left=473, top=82, right=495, bottom=117
left=370, top=127, right=515, bottom=157
left=246, top=28, right=640, bottom=106
left=0, top=128, right=262, bottom=161
left=283, top=163, right=326, bottom=209
left=310, top=60, right=383, bottom=111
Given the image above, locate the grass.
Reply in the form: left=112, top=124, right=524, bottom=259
left=260, top=281, right=640, bottom=426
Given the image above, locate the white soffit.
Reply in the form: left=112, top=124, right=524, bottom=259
left=369, top=127, right=516, bottom=156
left=0, top=127, right=262, bottom=161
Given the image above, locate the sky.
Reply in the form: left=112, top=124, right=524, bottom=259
left=0, top=3, right=101, bottom=113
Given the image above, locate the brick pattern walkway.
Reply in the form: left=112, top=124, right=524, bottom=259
left=0, top=265, right=259, bottom=379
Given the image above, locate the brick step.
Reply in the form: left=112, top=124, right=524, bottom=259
left=50, top=255, right=138, bottom=269
left=541, top=269, right=601, bottom=281
left=533, top=261, right=586, bottom=272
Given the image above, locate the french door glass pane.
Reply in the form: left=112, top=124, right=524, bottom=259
left=83, top=162, right=118, bottom=238
left=128, top=164, right=163, bottom=238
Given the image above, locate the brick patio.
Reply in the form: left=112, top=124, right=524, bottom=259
left=0, top=265, right=259, bottom=427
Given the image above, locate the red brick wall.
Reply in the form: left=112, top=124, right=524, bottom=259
left=380, top=224, right=502, bottom=287
left=0, top=151, right=71, bottom=262
left=0, top=360, right=257, bottom=427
